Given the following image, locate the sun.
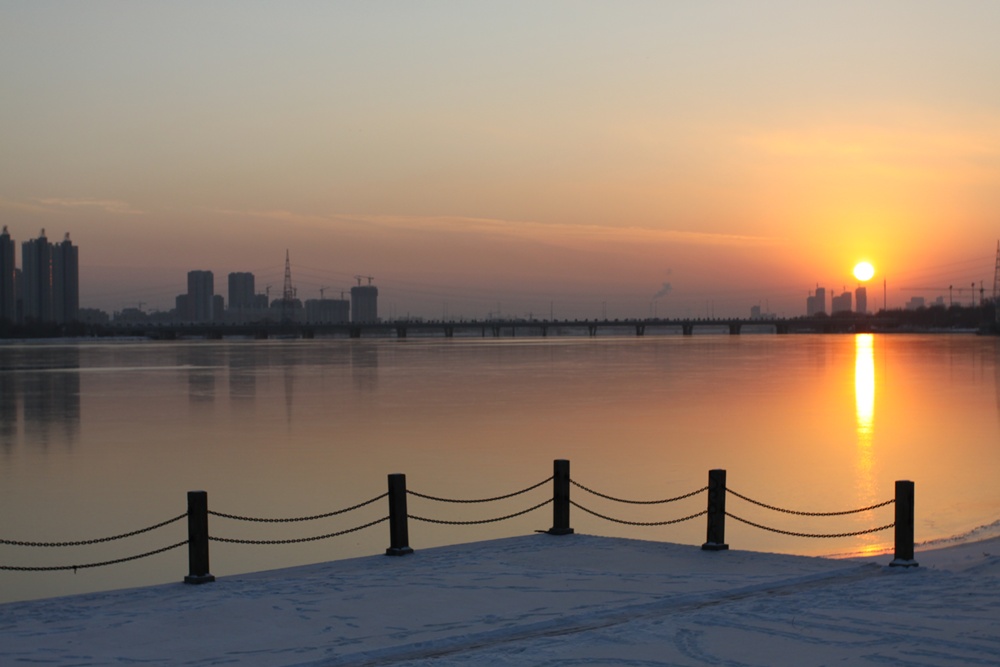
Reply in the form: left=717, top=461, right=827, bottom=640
left=853, top=261, right=875, bottom=282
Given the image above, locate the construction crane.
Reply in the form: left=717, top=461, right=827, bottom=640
left=901, top=283, right=980, bottom=307
left=354, top=275, right=375, bottom=286
left=319, top=286, right=331, bottom=299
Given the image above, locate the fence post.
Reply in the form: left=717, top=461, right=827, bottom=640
left=547, top=459, right=574, bottom=535
left=701, top=469, right=729, bottom=551
left=184, top=490, right=215, bottom=584
left=386, top=473, right=414, bottom=556
left=889, top=480, right=918, bottom=567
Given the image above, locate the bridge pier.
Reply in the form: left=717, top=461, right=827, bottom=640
left=349, top=327, right=362, bottom=339
left=444, top=326, right=454, bottom=337
left=728, top=323, right=741, bottom=335
left=395, top=327, right=407, bottom=338
left=635, top=324, right=645, bottom=336
left=682, top=324, right=694, bottom=336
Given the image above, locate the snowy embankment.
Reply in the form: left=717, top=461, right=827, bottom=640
left=1, top=534, right=998, bottom=666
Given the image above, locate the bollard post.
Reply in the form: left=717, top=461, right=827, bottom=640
left=385, top=473, right=414, bottom=556
left=889, top=480, right=918, bottom=567
left=701, top=469, right=729, bottom=551
left=547, top=459, right=574, bottom=535
left=184, top=490, right=215, bottom=584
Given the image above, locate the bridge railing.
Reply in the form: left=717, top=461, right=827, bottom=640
left=0, top=460, right=916, bottom=587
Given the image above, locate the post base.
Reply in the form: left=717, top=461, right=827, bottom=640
left=385, top=546, right=414, bottom=556
left=889, top=558, right=919, bottom=568
left=701, top=542, right=729, bottom=551
left=184, top=574, right=216, bottom=585
left=546, top=528, right=575, bottom=535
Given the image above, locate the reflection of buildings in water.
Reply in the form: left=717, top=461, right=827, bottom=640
left=11, top=347, right=82, bottom=447
left=351, top=344, right=379, bottom=391
left=227, top=346, right=258, bottom=405
left=853, top=334, right=880, bottom=550
left=179, top=346, right=217, bottom=405
left=283, top=363, right=295, bottom=426
left=0, top=371, right=19, bottom=451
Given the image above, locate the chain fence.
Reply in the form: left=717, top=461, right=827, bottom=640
left=208, top=493, right=388, bottom=522
left=0, top=513, right=188, bottom=547
left=1, top=512, right=190, bottom=572
left=571, top=479, right=707, bottom=505
left=410, top=499, right=552, bottom=525
left=408, top=477, right=552, bottom=503
left=726, top=512, right=894, bottom=538
left=210, top=516, right=389, bottom=545
left=0, top=541, right=189, bottom=572
left=726, top=488, right=895, bottom=516
left=570, top=501, right=707, bottom=527
left=723, top=486, right=896, bottom=539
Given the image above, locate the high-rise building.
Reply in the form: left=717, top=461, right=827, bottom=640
left=806, top=286, right=827, bottom=316
left=855, top=286, right=868, bottom=314
left=21, top=230, right=53, bottom=323
left=351, top=283, right=378, bottom=323
left=0, top=226, right=15, bottom=322
left=187, top=270, right=214, bottom=322
left=51, top=233, right=79, bottom=324
left=831, top=291, right=852, bottom=314
left=19, top=229, right=79, bottom=324
left=228, top=272, right=255, bottom=311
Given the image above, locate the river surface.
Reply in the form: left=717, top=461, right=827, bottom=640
left=2, top=333, right=999, bottom=603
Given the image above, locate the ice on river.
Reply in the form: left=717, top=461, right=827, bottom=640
left=1, top=533, right=998, bottom=666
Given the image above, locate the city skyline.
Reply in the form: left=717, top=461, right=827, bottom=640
left=2, top=2, right=999, bottom=319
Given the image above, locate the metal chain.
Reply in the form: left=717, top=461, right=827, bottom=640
left=570, top=500, right=707, bottom=526
left=408, top=477, right=554, bottom=504
left=0, top=513, right=188, bottom=548
left=209, top=516, right=389, bottom=544
left=726, top=488, right=895, bottom=516
left=0, top=540, right=189, bottom=572
left=571, top=480, right=708, bottom=505
left=726, top=512, right=895, bottom=538
left=208, top=493, right=388, bottom=523
left=410, top=498, right=552, bottom=525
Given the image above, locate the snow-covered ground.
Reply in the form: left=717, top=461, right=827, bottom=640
left=1, top=533, right=997, bottom=666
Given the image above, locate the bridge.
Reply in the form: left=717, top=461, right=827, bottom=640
left=95, top=315, right=884, bottom=340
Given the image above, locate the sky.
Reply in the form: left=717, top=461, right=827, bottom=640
left=2, top=1, right=999, bottom=319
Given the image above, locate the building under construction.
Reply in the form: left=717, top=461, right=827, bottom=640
left=351, top=276, right=378, bottom=323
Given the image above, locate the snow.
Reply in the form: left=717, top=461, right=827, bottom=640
left=1, top=534, right=997, bottom=666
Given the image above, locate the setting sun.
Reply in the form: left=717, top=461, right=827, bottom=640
left=853, top=262, right=875, bottom=282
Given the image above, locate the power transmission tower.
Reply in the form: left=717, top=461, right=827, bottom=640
left=993, top=240, right=999, bottom=324
left=281, top=250, right=296, bottom=323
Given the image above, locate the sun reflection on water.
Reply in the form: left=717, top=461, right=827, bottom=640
left=853, top=333, right=883, bottom=550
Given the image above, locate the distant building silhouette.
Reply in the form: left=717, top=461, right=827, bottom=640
left=855, top=286, right=868, bottom=314
left=351, top=280, right=378, bottom=323
left=0, top=226, right=15, bottom=322
left=52, top=233, right=79, bottom=324
left=306, top=298, right=350, bottom=324
left=806, top=286, right=827, bottom=316
left=186, top=270, right=214, bottom=322
left=228, top=272, right=255, bottom=313
left=831, top=291, right=852, bottom=314
left=20, top=229, right=79, bottom=324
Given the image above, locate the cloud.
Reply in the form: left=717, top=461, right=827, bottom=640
left=35, top=198, right=144, bottom=215
left=216, top=208, right=780, bottom=247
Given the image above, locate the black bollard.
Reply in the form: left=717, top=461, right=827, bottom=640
left=385, top=473, right=414, bottom=556
left=547, top=459, right=574, bottom=535
left=184, top=490, right=215, bottom=584
left=889, top=480, right=918, bottom=567
left=701, top=469, right=729, bottom=551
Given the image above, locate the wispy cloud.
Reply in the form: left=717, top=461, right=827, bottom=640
left=216, top=208, right=780, bottom=248
left=36, top=198, right=144, bottom=215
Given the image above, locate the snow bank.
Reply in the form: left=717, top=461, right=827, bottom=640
left=1, top=534, right=997, bottom=666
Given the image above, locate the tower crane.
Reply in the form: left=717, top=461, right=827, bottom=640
left=354, top=275, right=375, bottom=286
left=901, top=284, right=980, bottom=307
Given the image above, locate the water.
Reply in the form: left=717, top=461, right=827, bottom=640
left=2, top=334, right=998, bottom=603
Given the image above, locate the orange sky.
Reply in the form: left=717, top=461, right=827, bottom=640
left=1, top=2, right=998, bottom=318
